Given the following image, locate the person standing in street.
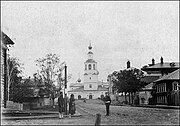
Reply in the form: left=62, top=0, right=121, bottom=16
left=58, top=92, right=65, bottom=119
left=104, top=92, right=111, bottom=116
left=64, top=93, right=69, bottom=115
left=69, top=94, right=75, bottom=118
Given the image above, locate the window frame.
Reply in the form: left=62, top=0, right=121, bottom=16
left=88, top=64, right=91, bottom=70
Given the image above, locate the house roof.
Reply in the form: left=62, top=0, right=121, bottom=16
left=1, top=31, right=14, bottom=45
left=68, top=85, right=108, bottom=92
left=154, top=69, right=180, bottom=82
left=141, top=75, right=160, bottom=84
left=142, top=62, right=180, bottom=70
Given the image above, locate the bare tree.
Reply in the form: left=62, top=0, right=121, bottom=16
left=35, top=53, right=65, bottom=106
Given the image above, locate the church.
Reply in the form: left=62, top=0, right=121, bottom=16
left=68, top=44, right=109, bottom=99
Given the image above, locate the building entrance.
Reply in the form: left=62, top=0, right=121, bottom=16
left=89, top=95, right=93, bottom=99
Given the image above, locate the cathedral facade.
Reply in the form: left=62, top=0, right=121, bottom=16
left=68, top=44, right=109, bottom=99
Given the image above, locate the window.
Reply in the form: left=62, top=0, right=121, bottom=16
left=172, top=81, right=179, bottom=91
left=85, top=64, right=87, bottom=70
left=157, top=85, right=159, bottom=92
left=89, top=84, right=92, bottom=88
left=88, top=64, right=91, bottom=70
left=93, top=64, right=95, bottom=70
left=90, top=77, right=91, bottom=80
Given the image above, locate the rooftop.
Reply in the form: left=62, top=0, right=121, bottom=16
left=141, top=62, right=180, bottom=70
left=1, top=31, right=14, bottom=45
left=85, top=59, right=96, bottom=63
left=154, top=69, right=180, bottom=82
left=141, top=75, right=160, bottom=84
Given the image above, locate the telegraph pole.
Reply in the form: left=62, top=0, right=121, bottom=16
left=64, top=65, right=67, bottom=114
left=64, top=65, right=67, bottom=95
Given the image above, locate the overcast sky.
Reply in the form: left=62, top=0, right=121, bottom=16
left=1, top=1, right=179, bottom=83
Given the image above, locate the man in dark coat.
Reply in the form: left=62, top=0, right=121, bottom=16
left=69, top=94, right=75, bottom=117
left=104, top=92, right=111, bottom=116
left=58, top=92, right=64, bottom=119
left=64, top=94, right=69, bottom=115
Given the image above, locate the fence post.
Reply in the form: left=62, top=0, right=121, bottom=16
left=95, top=113, right=101, bottom=126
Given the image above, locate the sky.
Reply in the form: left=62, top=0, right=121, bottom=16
left=1, top=1, right=179, bottom=83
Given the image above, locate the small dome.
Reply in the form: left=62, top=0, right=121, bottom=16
left=77, top=78, right=81, bottom=83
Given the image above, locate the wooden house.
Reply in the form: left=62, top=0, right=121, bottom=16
left=1, top=31, right=14, bottom=108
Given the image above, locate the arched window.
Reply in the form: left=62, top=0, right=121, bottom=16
left=89, top=84, right=92, bottom=88
left=85, top=64, right=87, bottom=70
left=78, top=95, right=81, bottom=99
left=93, top=64, right=95, bottom=70
left=88, top=64, right=91, bottom=70
left=172, top=81, right=179, bottom=90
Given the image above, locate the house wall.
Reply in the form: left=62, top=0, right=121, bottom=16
left=139, top=91, right=148, bottom=105
left=6, top=101, right=23, bottom=111
left=1, top=44, right=5, bottom=107
left=171, top=90, right=180, bottom=106
left=1, top=41, right=7, bottom=108
left=156, top=80, right=180, bottom=106
left=44, top=97, right=51, bottom=105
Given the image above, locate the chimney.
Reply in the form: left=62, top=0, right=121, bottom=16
left=152, top=58, right=155, bottom=65
left=160, top=57, right=163, bottom=64
left=127, top=61, right=130, bottom=69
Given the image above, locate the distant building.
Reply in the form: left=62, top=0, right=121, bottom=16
left=1, top=31, right=14, bottom=108
left=68, top=44, right=109, bottom=99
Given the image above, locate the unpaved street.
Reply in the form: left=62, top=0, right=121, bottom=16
left=2, top=99, right=179, bottom=125
left=76, top=99, right=179, bottom=125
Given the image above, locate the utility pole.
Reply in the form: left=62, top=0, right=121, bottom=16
left=64, top=65, right=67, bottom=95
left=64, top=65, right=67, bottom=115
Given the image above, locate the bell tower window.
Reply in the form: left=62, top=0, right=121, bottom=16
left=93, top=64, right=95, bottom=70
left=89, top=64, right=91, bottom=70
left=85, top=64, right=87, bottom=70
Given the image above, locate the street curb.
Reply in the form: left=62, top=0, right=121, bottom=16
left=130, top=105, right=180, bottom=110
left=110, top=104, right=180, bottom=110
left=2, top=113, right=82, bottom=120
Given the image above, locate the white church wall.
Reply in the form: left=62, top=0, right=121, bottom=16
left=84, top=73, right=98, bottom=82
left=84, top=82, right=98, bottom=90
left=68, top=90, right=108, bottom=99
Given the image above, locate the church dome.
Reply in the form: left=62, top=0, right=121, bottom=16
left=77, top=78, right=81, bottom=83
left=88, top=44, right=92, bottom=50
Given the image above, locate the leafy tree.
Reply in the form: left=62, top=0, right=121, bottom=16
left=12, top=77, right=34, bottom=103
left=8, top=57, right=34, bottom=103
left=111, top=68, right=145, bottom=104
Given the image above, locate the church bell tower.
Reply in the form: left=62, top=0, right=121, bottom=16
left=84, top=43, right=99, bottom=90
